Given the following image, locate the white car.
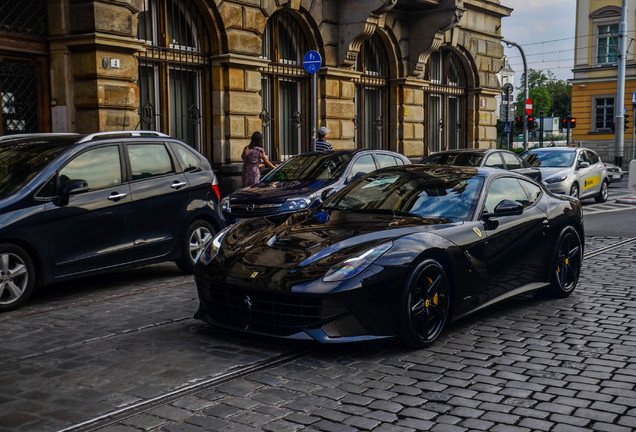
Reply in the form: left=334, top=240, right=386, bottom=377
left=604, top=162, right=624, bottom=183
left=522, top=147, right=609, bottom=202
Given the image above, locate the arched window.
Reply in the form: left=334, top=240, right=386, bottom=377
left=425, top=48, right=468, bottom=153
left=260, top=12, right=311, bottom=161
left=0, top=0, right=49, bottom=134
left=354, top=34, right=390, bottom=149
left=137, top=0, right=211, bottom=152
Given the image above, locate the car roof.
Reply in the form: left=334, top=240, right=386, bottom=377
left=299, top=149, right=408, bottom=158
left=0, top=131, right=173, bottom=147
left=529, top=146, right=586, bottom=152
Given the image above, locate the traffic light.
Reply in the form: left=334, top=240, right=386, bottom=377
left=625, top=114, right=629, bottom=131
left=569, top=117, right=576, bottom=129
left=528, top=116, right=536, bottom=129
left=561, top=117, right=577, bottom=129
left=515, top=116, right=523, bottom=129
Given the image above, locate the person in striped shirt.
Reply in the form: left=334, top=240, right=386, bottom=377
left=314, top=126, right=333, bottom=151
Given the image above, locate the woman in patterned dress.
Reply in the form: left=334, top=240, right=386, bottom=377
left=241, top=131, right=276, bottom=187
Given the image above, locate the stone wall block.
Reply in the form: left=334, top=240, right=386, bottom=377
left=340, top=119, right=355, bottom=139
left=340, top=81, right=355, bottom=100
left=226, top=30, right=262, bottom=55
left=225, top=91, right=262, bottom=115
left=324, top=79, right=340, bottom=98
left=226, top=68, right=245, bottom=91
left=245, top=70, right=262, bottom=92
left=244, top=6, right=267, bottom=33
left=323, top=99, right=355, bottom=120
left=218, top=3, right=243, bottom=29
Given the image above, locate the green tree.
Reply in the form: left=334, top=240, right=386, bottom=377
left=515, top=69, right=571, bottom=118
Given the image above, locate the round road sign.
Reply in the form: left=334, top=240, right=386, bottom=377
left=303, top=50, right=322, bottom=74
left=525, top=98, right=533, bottom=115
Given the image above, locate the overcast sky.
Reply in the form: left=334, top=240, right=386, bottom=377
left=500, top=0, right=577, bottom=89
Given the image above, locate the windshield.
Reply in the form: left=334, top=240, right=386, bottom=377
left=323, top=169, right=483, bottom=221
left=262, top=153, right=352, bottom=182
left=420, top=152, right=483, bottom=167
left=0, top=142, right=68, bottom=198
left=524, top=150, right=575, bottom=168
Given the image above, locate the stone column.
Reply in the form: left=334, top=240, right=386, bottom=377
left=320, top=67, right=358, bottom=150
left=48, top=0, right=145, bottom=133
left=394, top=77, right=426, bottom=158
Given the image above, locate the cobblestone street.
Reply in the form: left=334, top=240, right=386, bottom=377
left=2, top=235, right=633, bottom=432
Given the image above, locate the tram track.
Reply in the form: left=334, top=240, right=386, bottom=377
left=56, top=348, right=314, bottom=432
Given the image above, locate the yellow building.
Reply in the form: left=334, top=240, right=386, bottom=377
left=0, top=0, right=512, bottom=193
left=571, top=0, right=636, bottom=165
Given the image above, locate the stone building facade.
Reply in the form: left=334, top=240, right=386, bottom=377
left=571, top=0, right=635, bottom=165
left=0, top=0, right=511, bottom=194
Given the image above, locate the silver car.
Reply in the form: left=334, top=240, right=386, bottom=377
left=522, top=147, right=609, bottom=202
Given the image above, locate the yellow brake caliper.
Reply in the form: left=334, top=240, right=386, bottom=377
left=425, top=276, right=438, bottom=320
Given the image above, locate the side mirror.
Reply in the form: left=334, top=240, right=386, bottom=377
left=577, top=161, right=590, bottom=169
left=61, top=179, right=89, bottom=196
left=492, top=199, right=524, bottom=216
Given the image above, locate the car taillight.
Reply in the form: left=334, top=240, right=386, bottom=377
left=212, top=178, right=221, bottom=200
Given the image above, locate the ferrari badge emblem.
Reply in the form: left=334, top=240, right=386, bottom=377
left=473, top=227, right=483, bottom=238
left=250, top=271, right=259, bottom=279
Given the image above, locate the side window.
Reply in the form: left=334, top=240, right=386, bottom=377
left=59, top=146, right=122, bottom=190
left=376, top=154, right=400, bottom=168
left=172, top=143, right=203, bottom=172
left=484, top=153, right=504, bottom=168
left=127, top=143, right=173, bottom=180
left=501, top=152, right=522, bottom=170
left=587, top=150, right=600, bottom=164
left=484, top=177, right=530, bottom=214
left=578, top=151, right=589, bottom=164
left=348, top=154, right=376, bottom=181
left=519, top=179, right=542, bottom=205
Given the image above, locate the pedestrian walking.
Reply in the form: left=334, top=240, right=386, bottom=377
left=241, top=131, right=276, bottom=187
left=314, top=126, right=333, bottom=151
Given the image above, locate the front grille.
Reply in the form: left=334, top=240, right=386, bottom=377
left=203, top=283, right=346, bottom=334
left=229, top=203, right=282, bottom=217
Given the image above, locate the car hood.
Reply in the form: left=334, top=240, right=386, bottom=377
left=538, top=167, right=572, bottom=180
left=200, top=209, right=458, bottom=290
left=229, top=180, right=336, bottom=203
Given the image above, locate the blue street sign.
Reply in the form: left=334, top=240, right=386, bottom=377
left=632, top=92, right=635, bottom=105
left=303, top=50, right=322, bottom=74
left=503, top=121, right=511, bottom=134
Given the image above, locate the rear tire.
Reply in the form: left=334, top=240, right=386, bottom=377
left=0, top=244, right=35, bottom=311
left=398, top=259, right=451, bottom=348
left=546, top=226, right=582, bottom=298
left=176, top=220, right=215, bottom=274
left=594, top=180, right=608, bottom=203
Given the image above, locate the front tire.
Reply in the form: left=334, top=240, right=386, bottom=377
left=399, top=259, right=451, bottom=348
left=569, top=183, right=579, bottom=199
left=176, top=220, right=215, bottom=274
left=594, top=180, right=609, bottom=203
left=546, top=226, right=582, bottom=298
left=0, top=244, right=35, bottom=311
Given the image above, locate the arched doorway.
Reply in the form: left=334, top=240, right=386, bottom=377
left=0, top=0, right=49, bottom=135
left=425, top=47, right=468, bottom=153
left=354, top=33, right=390, bottom=149
left=260, top=11, right=311, bottom=161
left=137, top=0, right=212, bottom=153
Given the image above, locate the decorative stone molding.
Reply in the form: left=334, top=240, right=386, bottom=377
left=337, top=0, right=398, bottom=67
left=407, top=0, right=466, bottom=77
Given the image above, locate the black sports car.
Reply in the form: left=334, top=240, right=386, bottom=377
left=194, top=165, right=584, bottom=348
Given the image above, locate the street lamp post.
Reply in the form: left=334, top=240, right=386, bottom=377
left=502, top=39, right=529, bottom=152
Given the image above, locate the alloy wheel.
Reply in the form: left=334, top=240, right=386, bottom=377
left=554, top=230, right=582, bottom=293
left=405, top=262, right=450, bottom=345
left=0, top=252, right=29, bottom=306
left=189, top=226, right=213, bottom=263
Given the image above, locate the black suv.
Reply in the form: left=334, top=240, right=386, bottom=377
left=0, top=131, right=224, bottom=311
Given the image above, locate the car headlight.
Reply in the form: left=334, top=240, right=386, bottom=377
left=221, top=197, right=230, bottom=213
left=545, top=175, right=567, bottom=184
left=323, top=242, right=393, bottom=282
left=199, top=226, right=232, bottom=265
left=279, top=197, right=312, bottom=212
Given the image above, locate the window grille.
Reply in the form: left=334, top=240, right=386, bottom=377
left=0, top=0, right=47, bottom=37
left=0, top=59, right=38, bottom=134
left=137, top=0, right=210, bottom=152
left=260, top=12, right=310, bottom=161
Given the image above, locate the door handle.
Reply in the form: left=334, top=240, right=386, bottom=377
left=108, top=192, right=128, bottom=201
left=171, top=181, right=187, bottom=189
